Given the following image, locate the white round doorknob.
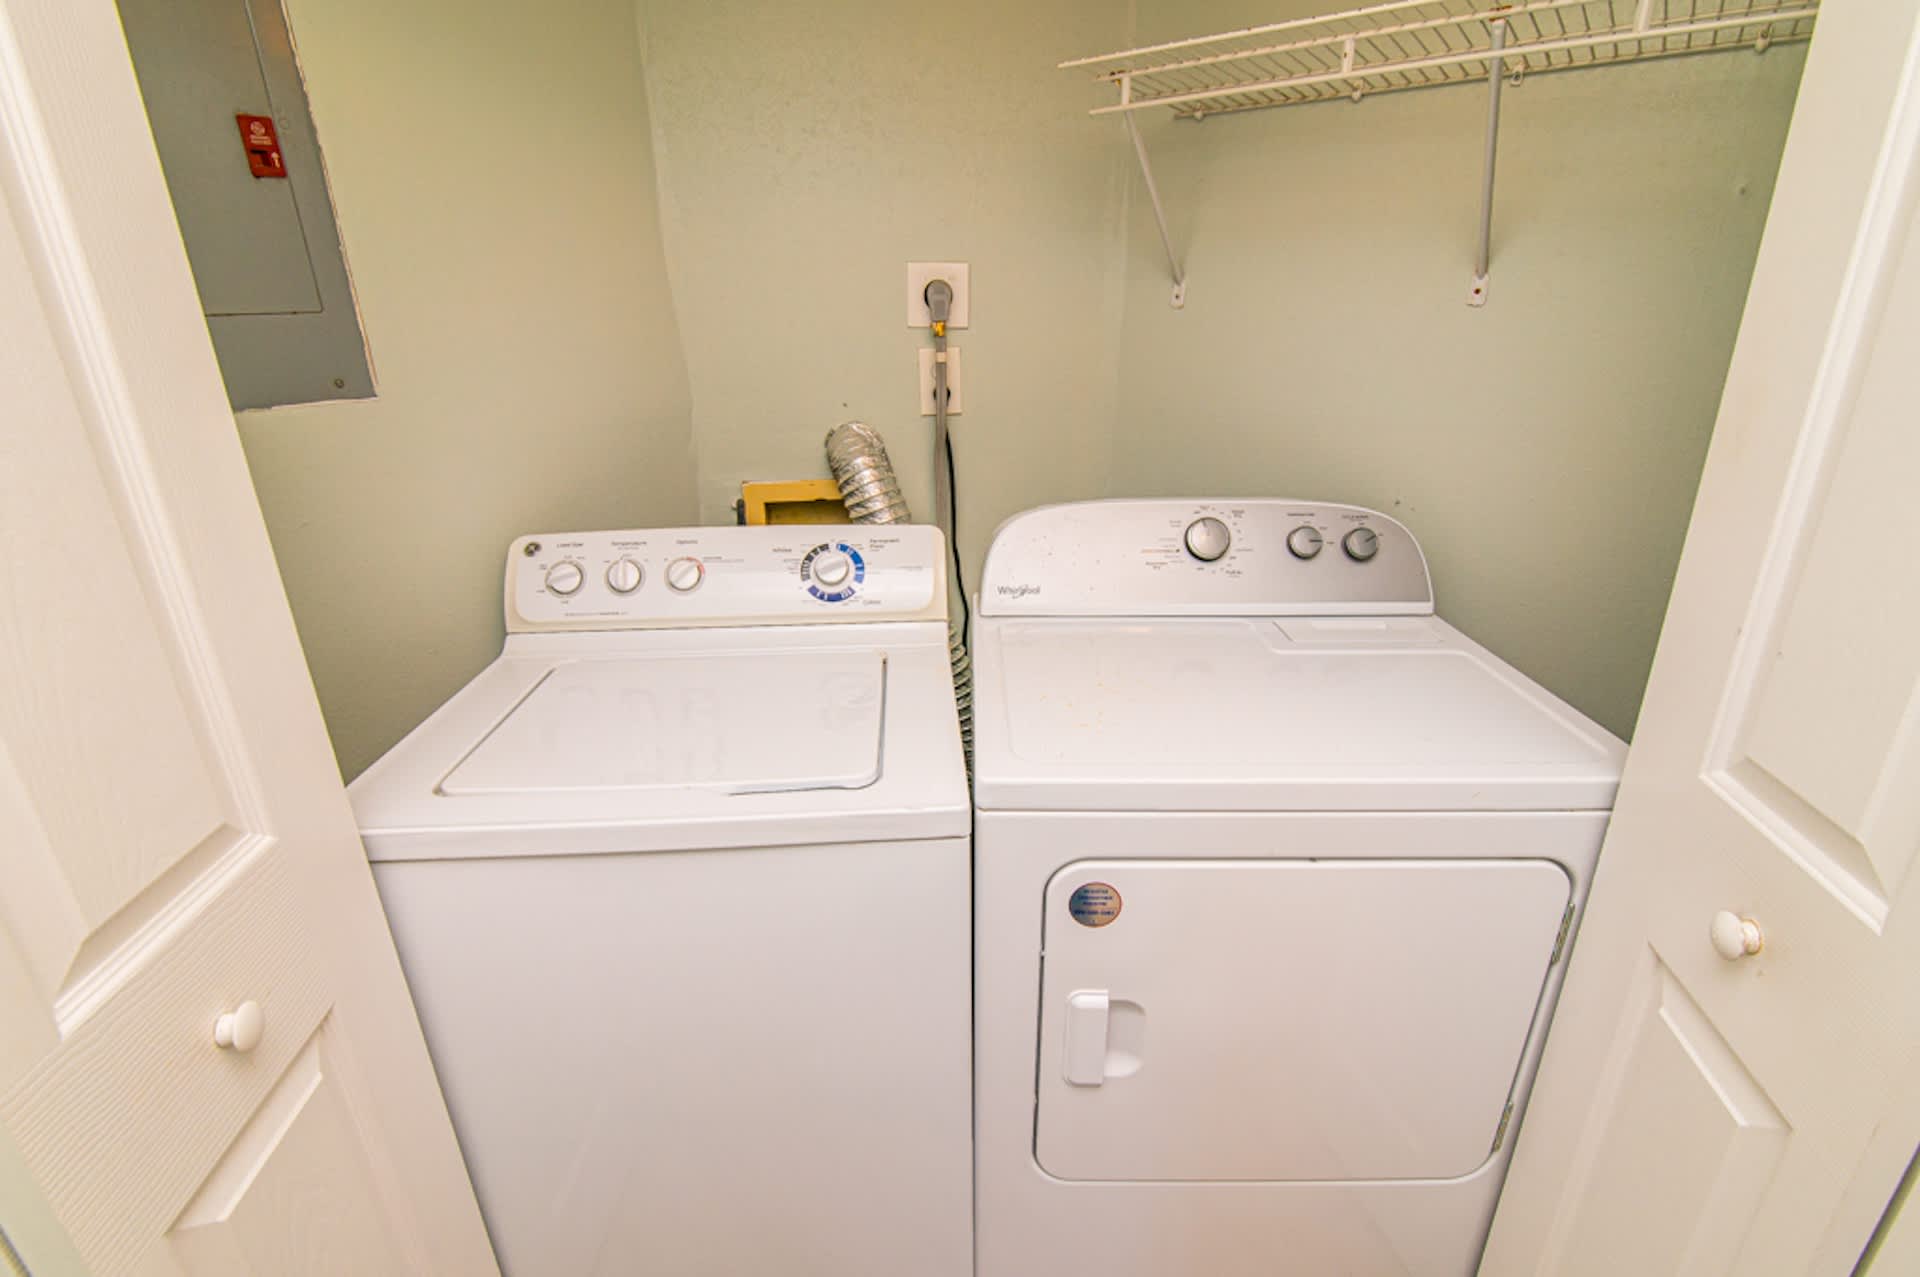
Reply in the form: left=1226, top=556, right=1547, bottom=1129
left=1709, top=911, right=1764, bottom=961
left=213, top=1000, right=265, bottom=1052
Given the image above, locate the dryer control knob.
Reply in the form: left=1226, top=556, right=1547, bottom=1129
left=1184, top=517, right=1231, bottom=562
left=811, top=551, right=853, bottom=587
left=665, top=557, right=705, bottom=593
left=544, top=560, right=584, bottom=596
left=1343, top=527, right=1380, bottom=562
left=1287, top=526, right=1324, bottom=559
left=605, top=557, right=644, bottom=594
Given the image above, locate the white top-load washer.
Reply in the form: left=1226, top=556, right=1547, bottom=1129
left=351, top=525, right=971, bottom=1277
left=971, top=499, right=1626, bottom=1277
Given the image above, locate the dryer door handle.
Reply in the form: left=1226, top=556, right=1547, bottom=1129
left=1063, top=989, right=1111, bottom=1086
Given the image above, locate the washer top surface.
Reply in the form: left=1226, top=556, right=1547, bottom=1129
left=972, top=500, right=1624, bottom=812
left=351, top=525, right=967, bottom=860
left=439, top=648, right=885, bottom=796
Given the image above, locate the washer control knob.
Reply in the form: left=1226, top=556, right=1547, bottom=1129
left=1287, top=526, right=1324, bottom=559
left=665, top=557, right=705, bottom=593
left=544, top=560, right=584, bottom=596
left=1184, top=517, right=1232, bottom=562
left=605, top=557, right=644, bottom=594
left=1343, top=527, right=1381, bottom=562
left=811, top=551, right=853, bottom=588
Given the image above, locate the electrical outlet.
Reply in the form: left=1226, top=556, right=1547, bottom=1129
left=918, top=347, right=963, bottom=416
left=906, top=262, right=970, bottom=329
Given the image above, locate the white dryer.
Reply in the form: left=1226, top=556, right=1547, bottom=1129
left=350, top=525, right=971, bottom=1277
left=971, top=499, right=1626, bottom=1276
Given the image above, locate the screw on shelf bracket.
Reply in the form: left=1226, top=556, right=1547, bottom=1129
left=1467, top=16, right=1509, bottom=309
left=1124, top=110, right=1188, bottom=309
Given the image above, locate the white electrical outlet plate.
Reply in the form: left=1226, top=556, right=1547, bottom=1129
left=906, top=262, right=969, bottom=329
left=918, top=346, right=963, bottom=416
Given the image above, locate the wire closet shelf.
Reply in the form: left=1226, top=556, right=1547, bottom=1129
left=1062, top=0, right=1818, bottom=119
left=1063, top=0, right=1817, bottom=308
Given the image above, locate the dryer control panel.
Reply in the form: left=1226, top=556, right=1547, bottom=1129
left=978, top=500, right=1432, bottom=617
left=506, top=525, right=947, bottom=631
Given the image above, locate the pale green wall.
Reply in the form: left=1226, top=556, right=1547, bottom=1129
left=232, top=0, right=1806, bottom=776
left=1106, top=13, right=1806, bottom=737
left=636, top=2, right=1803, bottom=742
left=235, top=0, right=696, bottom=780
left=637, top=0, right=1133, bottom=584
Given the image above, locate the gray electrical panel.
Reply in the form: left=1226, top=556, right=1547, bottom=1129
left=117, top=0, right=372, bottom=410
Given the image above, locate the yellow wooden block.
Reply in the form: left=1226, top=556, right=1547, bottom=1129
left=741, top=478, right=851, bottom=526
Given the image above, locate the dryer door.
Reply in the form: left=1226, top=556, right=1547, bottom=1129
left=1035, top=858, right=1570, bottom=1182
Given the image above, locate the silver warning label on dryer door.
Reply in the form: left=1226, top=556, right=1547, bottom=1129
left=1068, top=882, right=1122, bottom=927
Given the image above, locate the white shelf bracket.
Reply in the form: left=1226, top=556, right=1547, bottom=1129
left=1468, top=17, right=1509, bottom=308
left=1123, top=108, right=1187, bottom=309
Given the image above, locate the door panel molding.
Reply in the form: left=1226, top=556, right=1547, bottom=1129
left=55, top=829, right=272, bottom=1033
left=1545, top=953, right=1788, bottom=1275
left=1486, top=2, right=1920, bottom=1271
left=0, top=0, right=291, bottom=1025
left=2, top=850, right=327, bottom=1274
left=1702, top=8, right=1920, bottom=928
left=1709, top=761, right=1885, bottom=929
left=0, top=1, right=496, bottom=1272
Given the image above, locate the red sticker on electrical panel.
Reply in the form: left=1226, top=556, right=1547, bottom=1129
left=236, top=114, right=287, bottom=178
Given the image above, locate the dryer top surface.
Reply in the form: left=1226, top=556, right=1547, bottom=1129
left=972, top=614, right=1624, bottom=812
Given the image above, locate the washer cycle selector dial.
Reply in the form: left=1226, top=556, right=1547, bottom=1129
left=1287, top=526, right=1324, bottom=559
left=665, top=557, right=705, bottom=592
left=544, top=560, right=584, bottom=596
left=1343, top=527, right=1380, bottom=562
left=811, top=551, right=853, bottom=587
left=1184, top=517, right=1231, bottom=562
left=803, top=542, right=866, bottom=602
left=605, top=557, right=644, bottom=594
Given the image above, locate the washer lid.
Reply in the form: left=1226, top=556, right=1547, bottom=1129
left=440, top=650, right=884, bottom=796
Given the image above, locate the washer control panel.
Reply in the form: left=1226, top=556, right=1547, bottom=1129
left=979, top=500, right=1432, bottom=616
left=507, top=525, right=945, bottom=631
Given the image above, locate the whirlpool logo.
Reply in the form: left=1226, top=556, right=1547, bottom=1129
left=996, top=584, right=1042, bottom=599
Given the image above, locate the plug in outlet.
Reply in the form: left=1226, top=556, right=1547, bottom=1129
left=906, top=262, right=970, bottom=328
left=918, top=347, right=963, bottom=416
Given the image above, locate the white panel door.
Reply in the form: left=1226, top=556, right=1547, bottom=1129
left=0, top=1, right=497, bottom=1274
left=1482, top=2, right=1920, bottom=1272
left=1035, top=859, right=1571, bottom=1182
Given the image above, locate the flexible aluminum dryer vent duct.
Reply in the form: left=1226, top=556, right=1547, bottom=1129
left=825, top=422, right=913, bottom=525
left=823, top=421, right=973, bottom=774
